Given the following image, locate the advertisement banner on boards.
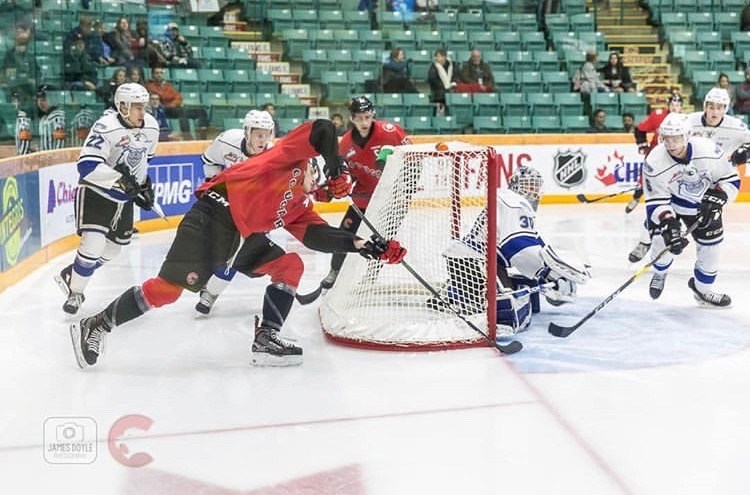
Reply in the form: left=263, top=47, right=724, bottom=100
left=0, top=172, right=41, bottom=272
left=38, top=163, right=78, bottom=247
left=142, top=154, right=205, bottom=221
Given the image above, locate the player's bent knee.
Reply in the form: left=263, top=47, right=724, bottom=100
left=142, top=277, right=183, bottom=307
left=99, top=240, right=122, bottom=264
left=255, top=253, right=304, bottom=288
left=78, top=231, right=108, bottom=259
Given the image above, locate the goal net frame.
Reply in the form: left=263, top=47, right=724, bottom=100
left=320, top=142, right=499, bottom=351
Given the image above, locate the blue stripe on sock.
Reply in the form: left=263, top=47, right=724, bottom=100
left=213, top=267, right=236, bottom=281
left=694, top=268, right=716, bottom=284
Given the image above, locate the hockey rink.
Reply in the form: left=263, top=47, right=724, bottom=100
left=1, top=202, right=750, bottom=495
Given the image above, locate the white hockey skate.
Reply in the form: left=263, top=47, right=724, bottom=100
left=195, top=289, right=218, bottom=316
left=688, top=277, right=731, bottom=307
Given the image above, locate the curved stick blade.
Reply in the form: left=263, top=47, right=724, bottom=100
left=548, top=321, right=577, bottom=338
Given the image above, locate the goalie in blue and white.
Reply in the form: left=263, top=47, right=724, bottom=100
left=430, top=166, right=591, bottom=335
left=643, top=112, right=740, bottom=307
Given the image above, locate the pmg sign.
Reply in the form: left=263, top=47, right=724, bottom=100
left=144, top=155, right=204, bottom=219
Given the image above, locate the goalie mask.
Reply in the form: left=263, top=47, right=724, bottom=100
left=114, top=83, right=149, bottom=126
left=508, top=166, right=543, bottom=210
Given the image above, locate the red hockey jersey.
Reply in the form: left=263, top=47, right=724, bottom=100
left=339, top=120, right=410, bottom=208
left=195, top=121, right=328, bottom=237
left=636, top=108, right=670, bottom=148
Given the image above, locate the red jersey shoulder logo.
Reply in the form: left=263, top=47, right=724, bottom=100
left=382, top=122, right=396, bottom=132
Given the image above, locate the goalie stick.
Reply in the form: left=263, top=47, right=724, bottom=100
left=548, top=217, right=703, bottom=338
left=350, top=204, right=523, bottom=355
left=576, top=186, right=638, bottom=204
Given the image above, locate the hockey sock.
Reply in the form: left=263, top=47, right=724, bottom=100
left=213, top=266, right=237, bottom=281
left=102, top=286, right=151, bottom=329
left=260, top=283, right=295, bottom=332
left=330, top=253, right=346, bottom=271
left=204, top=271, right=234, bottom=297
left=70, top=254, right=98, bottom=293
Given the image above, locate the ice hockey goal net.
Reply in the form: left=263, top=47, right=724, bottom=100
left=320, top=142, right=499, bottom=350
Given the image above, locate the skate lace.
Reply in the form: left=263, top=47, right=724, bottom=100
left=701, top=290, right=725, bottom=304
left=267, top=331, right=295, bottom=349
left=200, top=291, right=217, bottom=305
left=88, top=329, right=103, bottom=354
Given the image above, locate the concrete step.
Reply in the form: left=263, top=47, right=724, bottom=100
left=596, top=15, right=649, bottom=25
left=605, top=33, right=660, bottom=44
left=598, top=25, right=658, bottom=36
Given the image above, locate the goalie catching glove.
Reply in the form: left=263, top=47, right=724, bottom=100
left=659, top=215, right=688, bottom=255
left=358, top=235, right=407, bottom=264
left=538, top=246, right=591, bottom=305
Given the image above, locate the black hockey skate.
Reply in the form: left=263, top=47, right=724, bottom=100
left=195, top=290, right=218, bottom=315
left=628, top=242, right=651, bottom=263
left=63, top=292, right=86, bottom=315
left=54, top=264, right=73, bottom=296
left=649, top=272, right=667, bottom=299
left=251, top=317, right=302, bottom=367
left=688, top=277, right=731, bottom=307
left=70, top=314, right=111, bottom=368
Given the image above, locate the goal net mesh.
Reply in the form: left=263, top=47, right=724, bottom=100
left=320, top=142, right=497, bottom=350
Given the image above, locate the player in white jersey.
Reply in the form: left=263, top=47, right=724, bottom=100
left=686, top=87, right=750, bottom=158
left=54, top=83, right=160, bottom=315
left=643, top=113, right=741, bottom=306
left=194, top=110, right=276, bottom=315
left=431, top=166, right=590, bottom=334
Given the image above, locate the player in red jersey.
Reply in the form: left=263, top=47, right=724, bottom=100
left=625, top=93, right=684, bottom=262
left=69, top=119, right=407, bottom=369
left=309, top=95, right=411, bottom=296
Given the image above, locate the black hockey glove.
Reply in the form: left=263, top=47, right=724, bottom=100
left=134, top=175, right=155, bottom=211
left=731, top=143, right=750, bottom=166
left=358, top=234, right=407, bottom=264
left=660, top=216, right=688, bottom=255
left=117, top=173, right=140, bottom=200
left=698, top=187, right=728, bottom=228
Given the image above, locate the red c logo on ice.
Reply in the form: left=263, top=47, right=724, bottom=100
left=108, top=414, right=154, bottom=467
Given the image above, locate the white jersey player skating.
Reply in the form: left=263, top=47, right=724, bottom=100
left=643, top=113, right=741, bottom=306
left=54, top=83, right=159, bottom=315
left=435, top=166, right=590, bottom=334
left=194, top=110, right=276, bottom=315
left=686, top=87, right=750, bottom=157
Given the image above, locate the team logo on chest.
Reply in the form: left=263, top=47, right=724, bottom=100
left=553, top=149, right=587, bottom=188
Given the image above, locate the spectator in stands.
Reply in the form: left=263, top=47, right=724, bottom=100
left=148, top=93, right=171, bottom=141
left=599, top=51, right=635, bottom=93
left=382, top=47, right=418, bottom=93
left=261, top=102, right=282, bottom=136
left=576, top=51, right=609, bottom=95
left=134, top=19, right=167, bottom=69
left=155, top=22, right=200, bottom=69
left=146, top=66, right=209, bottom=139
left=428, top=48, right=459, bottom=115
left=96, top=67, right=126, bottom=105
left=2, top=22, right=38, bottom=107
left=89, top=19, right=115, bottom=66
left=107, top=17, right=137, bottom=66
left=358, top=0, right=378, bottom=29
left=126, top=66, right=145, bottom=85
left=331, top=113, right=347, bottom=136
left=458, top=49, right=495, bottom=93
left=64, top=16, right=93, bottom=53
left=715, top=72, right=737, bottom=115
left=622, top=112, right=635, bottom=133
left=63, top=33, right=98, bottom=91
left=735, top=68, right=750, bottom=114
left=742, top=3, right=750, bottom=31
left=588, top=108, right=609, bottom=133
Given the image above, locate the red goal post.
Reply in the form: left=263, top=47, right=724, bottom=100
left=320, top=142, right=500, bottom=350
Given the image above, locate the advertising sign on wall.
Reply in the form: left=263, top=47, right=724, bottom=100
left=143, top=154, right=204, bottom=221
left=0, top=173, right=40, bottom=271
left=38, top=163, right=78, bottom=247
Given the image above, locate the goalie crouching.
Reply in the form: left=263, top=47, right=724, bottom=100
left=428, top=166, right=591, bottom=335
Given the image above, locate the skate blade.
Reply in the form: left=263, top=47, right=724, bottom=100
left=250, top=353, right=303, bottom=367
left=693, top=295, right=731, bottom=309
left=54, top=274, right=71, bottom=297
left=69, top=323, right=87, bottom=369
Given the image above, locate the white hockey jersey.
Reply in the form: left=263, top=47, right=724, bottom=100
left=686, top=111, right=750, bottom=155
left=76, top=111, right=159, bottom=202
left=643, top=136, right=740, bottom=225
left=201, top=128, right=250, bottom=179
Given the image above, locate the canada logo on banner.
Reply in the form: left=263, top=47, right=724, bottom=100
left=595, top=150, right=643, bottom=187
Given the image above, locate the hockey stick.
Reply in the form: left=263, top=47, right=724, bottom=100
left=295, top=285, right=324, bottom=305
left=576, top=186, right=638, bottom=204
left=149, top=201, right=169, bottom=223
left=350, top=204, right=522, bottom=355
left=548, top=217, right=702, bottom=338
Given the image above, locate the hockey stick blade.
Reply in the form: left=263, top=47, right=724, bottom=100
left=576, top=187, right=638, bottom=204
left=350, top=204, right=522, bottom=355
left=295, top=286, right=324, bottom=305
left=548, top=321, right=580, bottom=338
left=575, top=193, right=589, bottom=203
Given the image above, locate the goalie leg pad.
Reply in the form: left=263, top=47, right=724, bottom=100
left=497, top=292, right=532, bottom=334
left=142, top=276, right=183, bottom=308
left=540, top=246, right=591, bottom=284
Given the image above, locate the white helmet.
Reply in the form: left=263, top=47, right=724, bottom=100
left=509, top=166, right=543, bottom=210
left=243, top=110, right=275, bottom=132
left=659, top=112, right=691, bottom=142
left=704, top=87, right=731, bottom=108
left=114, top=83, right=149, bottom=122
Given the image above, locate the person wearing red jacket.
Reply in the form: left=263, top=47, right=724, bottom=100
left=626, top=93, right=683, bottom=262
left=69, top=119, right=407, bottom=369
left=308, top=95, right=410, bottom=297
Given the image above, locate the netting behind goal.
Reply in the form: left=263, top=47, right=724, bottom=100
left=320, top=142, right=499, bottom=350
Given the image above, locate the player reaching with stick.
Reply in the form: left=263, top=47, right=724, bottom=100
left=69, top=119, right=406, bottom=369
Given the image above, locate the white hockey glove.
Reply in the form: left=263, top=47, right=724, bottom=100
left=544, top=278, right=577, bottom=306
left=539, top=246, right=591, bottom=284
